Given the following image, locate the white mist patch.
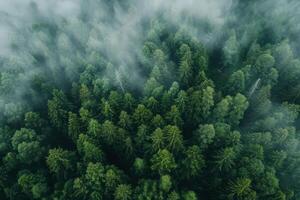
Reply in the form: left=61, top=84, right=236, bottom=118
left=0, top=0, right=80, bottom=19
left=91, top=0, right=234, bottom=88
left=150, top=0, right=232, bottom=25
left=0, top=28, right=13, bottom=56
left=0, top=0, right=81, bottom=57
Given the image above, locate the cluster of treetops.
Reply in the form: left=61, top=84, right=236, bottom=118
left=0, top=0, right=300, bottom=199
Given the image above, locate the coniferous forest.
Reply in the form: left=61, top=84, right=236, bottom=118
left=1, top=0, right=300, bottom=199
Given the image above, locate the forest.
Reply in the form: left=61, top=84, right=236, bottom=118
left=0, top=0, right=300, bottom=199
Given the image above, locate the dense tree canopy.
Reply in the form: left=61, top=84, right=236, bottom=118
left=0, top=0, right=300, bottom=199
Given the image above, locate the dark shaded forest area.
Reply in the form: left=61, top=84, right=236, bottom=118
left=0, top=0, right=300, bottom=199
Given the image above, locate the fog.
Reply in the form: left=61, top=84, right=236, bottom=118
left=0, top=0, right=299, bottom=121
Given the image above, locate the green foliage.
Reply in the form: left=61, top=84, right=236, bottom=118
left=46, top=148, right=75, bottom=177
left=150, top=128, right=165, bottom=152
left=188, top=86, right=214, bottom=125
left=214, top=147, right=237, bottom=171
left=227, top=70, right=245, bottom=94
left=223, top=31, right=240, bottom=67
left=18, top=172, right=48, bottom=199
left=181, top=145, right=205, bottom=178
left=182, top=190, right=198, bottom=200
left=1, top=1, right=300, bottom=199
left=48, top=89, right=70, bottom=129
left=68, top=112, right=80, bottom=142
left=151, top=149, right=177, bottom=175
left=194, top=124, right=215, bottom=149
left=114, top=184, right=132, bottom=200
left=163, top=125, right=183, bottom=152
left=133, top=104, right=153, bottom=125
left=228, top=93, right=249, bottom=126
left=228, top=178, right=256, bottom=200
left=160, top=175, right=172, bottom=192
left=11, top=128, right=44, bottom=164
left=24, top=112, right=43, bottom=130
